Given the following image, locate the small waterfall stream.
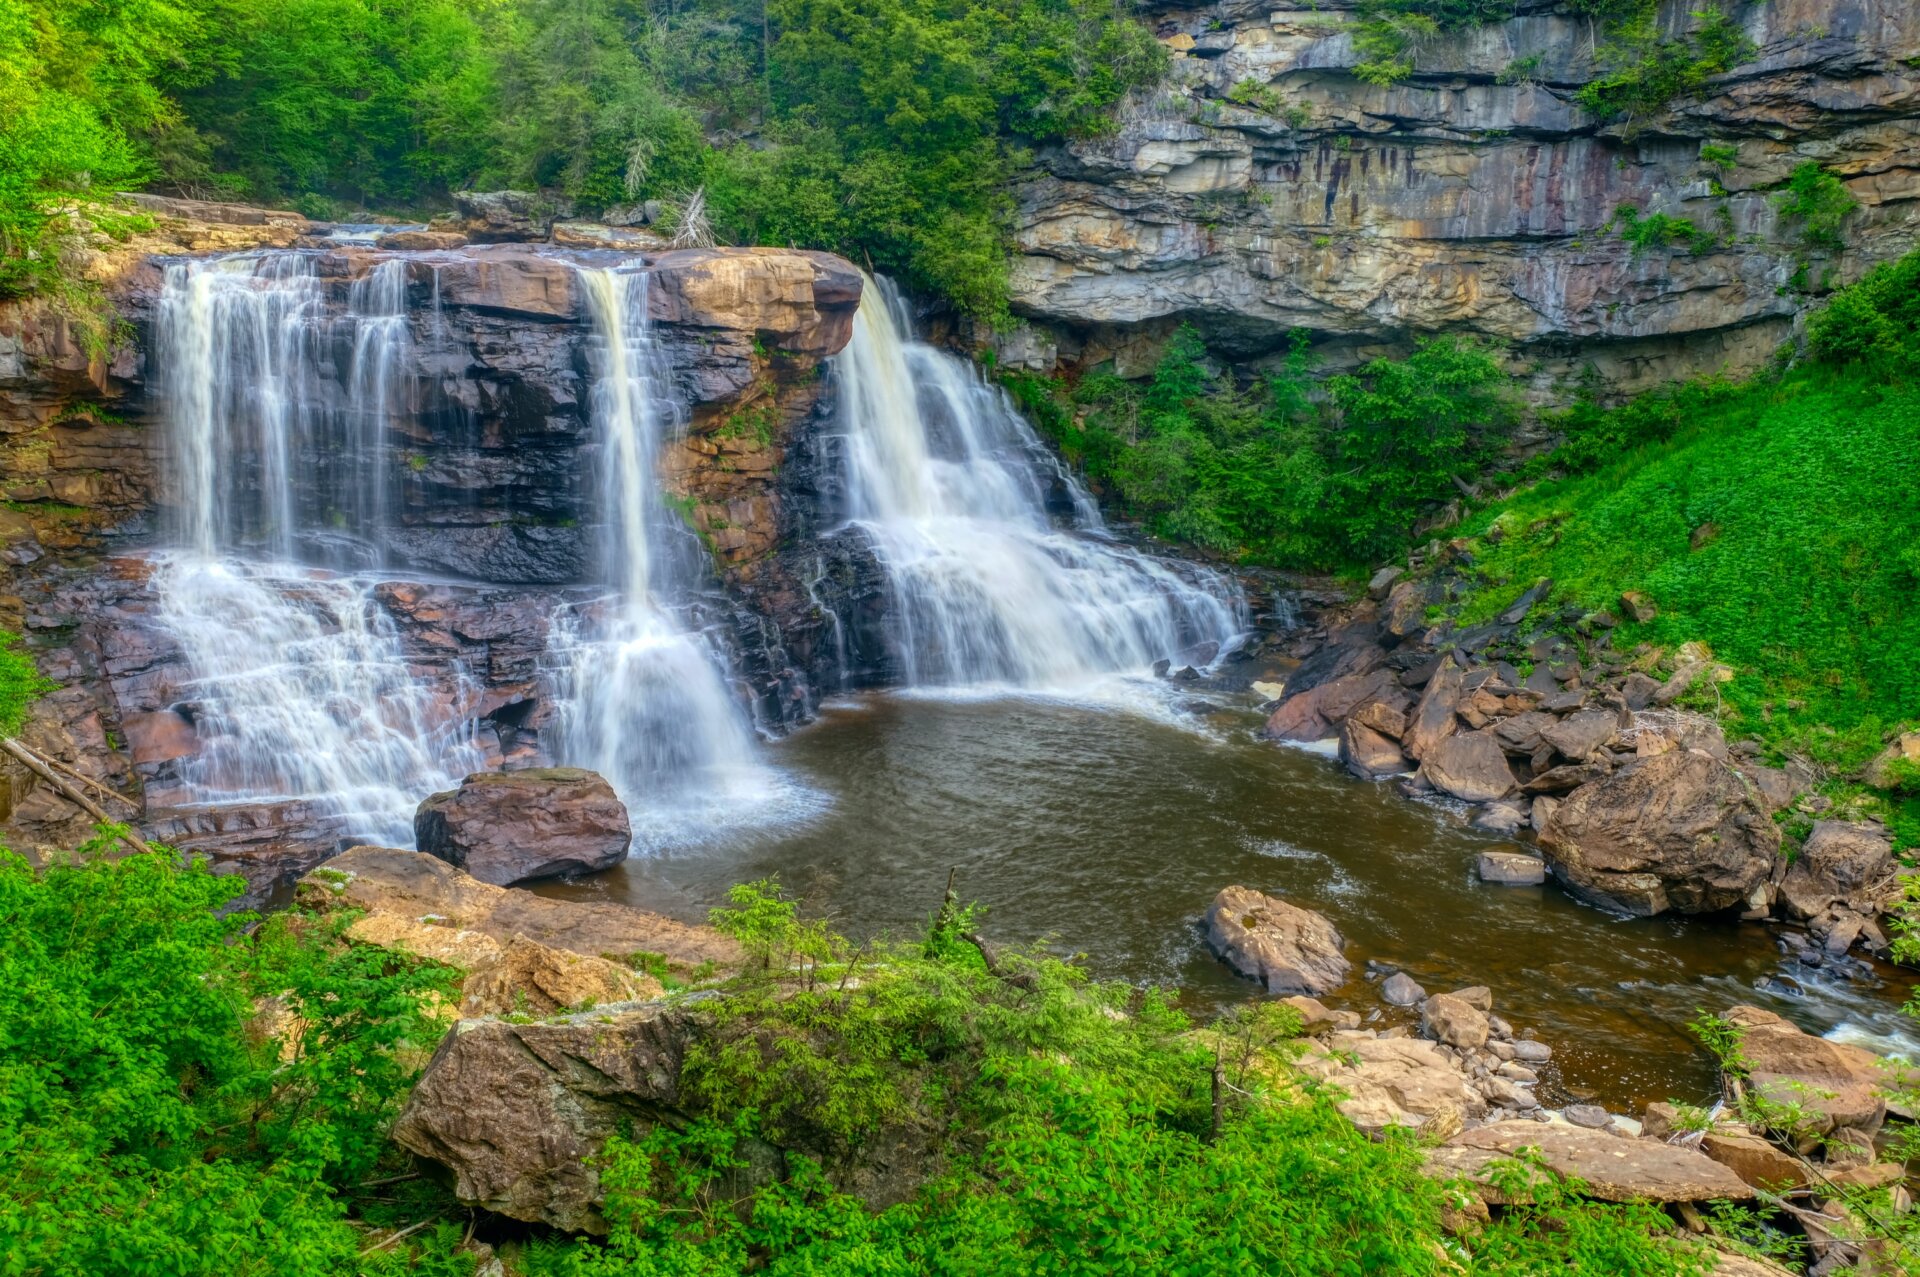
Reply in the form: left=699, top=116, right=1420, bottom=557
left=543, top=266, right=791, bottom=843
left=833, top=280, right=1247, bottom=693
left=150, top=252, right=481, bottom=846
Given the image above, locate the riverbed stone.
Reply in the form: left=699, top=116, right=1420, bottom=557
left=1426, top=1120, right=1754, bottom=1204
left=1721, top=1006, right=1888, bottom=1136
left=1541, top=710, right=1621, bottom=761
left=1340, top=718, right=1408, bottom=779
left=1510, top=1039, right=1552, bottom=1064
left=415, top=768, right=632, bottom=886
left=1421, top=993, right=1490, bottom=1049
left=1419, top=729, right=1519, bottom=803
left=1381, top=971, right=1427, bottom=1006
left=1204, top=885, right=1350, bottom=996
left=1478, top=852, right=1546, bottom=886
left=1472, top=801, right=1528, bottom=834
left=1537, top=751, right=1779, bottom=916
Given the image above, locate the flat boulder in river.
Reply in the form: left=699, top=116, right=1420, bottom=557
left=415, top=768, right=631, bottom=885
left=1426, top=1120, right=1754, bottom=1204
left=1537, top=750, right=1778, bottom=916
left=1204, top=885, right=1350, bottom=996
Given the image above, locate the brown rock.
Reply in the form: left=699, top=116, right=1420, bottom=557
left=461, top=935, right=661, bottom=1016
left=299, top=845, right=739, bottom=972
left=1700, top=1130, right=1808, bottom=1191
left=1865, top=732, right=1920, bottom=789
left=1300, top=1034, right=1477, bottom=1130
left=1421, top=993, right=1490, bottom=1049
left=1351, top=699, right=1408, bottom=740
left=1340, top=718, right=1408, bottom=779
left=1418, top=729, right=1518, bottom=803
left=1652, top=661, right=1706, bottom=707
left=1620, top=672, right=1662, bottom=711
left=415, top=768, right=631, bottom=886
left=1279, top=995, right=1338, bottom=1031
left=1427, top=1120, right=1754, bottom=1203
left=1540, top=710, right=1620, bottom=761
left=1492, top=710, right=1556, bottom=756
left=1523, top=761, right=1611, bottom=794
left=1538, top=751, right=1780, bottom=916
left=1777, top=821, right=1896, bottom=922
left=1204, top=885, right=1350, bottom=996
left=1722, top=1006, right=1889, bottom=1137
left=1404, top=654, right=1464, bottom=761
left=1620, top=592, right=1658, bottom=624
left=1265, top=668, right=1397, bottom=742
left=392, top=1005, right=693, bottom=1232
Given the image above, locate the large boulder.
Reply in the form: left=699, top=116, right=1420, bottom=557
left=1538, top=751, right=1780, bottom=916
left=1426, top=1120, right=1754, bottom=1204
left=1265, top=667, right=1395, bottom=743
left=298, top=845, right=739, bottom=973
left=1777, top=821, right=1896, bottom=922
left=449, top=189, right=575, bottom=241
left=392, top=1005, right=694, bottom=1232
left=1340, top=717, right=1407, bottom=779
left=1418, top=729, right=1518, bottom=803
left=1204, top=885, right=1350, bottom=996
left=1421, top=993, right=1490, bottom=1049
left=415, top=768, right=631, bottom=886
left=1721, top=1006, right=1889, bottom=1137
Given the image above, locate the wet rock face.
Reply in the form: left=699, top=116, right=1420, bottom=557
left=1004, top=0, right=1920, bottom=388
left=415, top=767, right=632, bottom=886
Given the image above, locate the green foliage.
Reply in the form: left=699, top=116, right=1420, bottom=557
left=1575, top=2, right=1754, bottom=130
left=519, top=884, right=1704, bottom=1275
left=0, top=629, right=52, bottom=737
left=1023, top=326, right=1512, bottom=569
left=1699, top=142, right=1738, bottom=172
left=1612, top=204, right=1706, bottom=256
left=1469, top=1152, right=1709, bottom=1275
left=1349, top=0, right=1510, bottom=85
left=0, top=840, right=464, bottom=1274
left=1807, top=250, right=1920, bottom=371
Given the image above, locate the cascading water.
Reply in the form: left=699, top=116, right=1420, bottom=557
left=833, top=279, right=1246, bottom=693
left=544, top=266, right=788, bottom=843
left=149, top=252, right=481, bottom=846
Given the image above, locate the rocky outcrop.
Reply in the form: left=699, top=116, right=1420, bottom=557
left=1427, top=1120, right=1754, bottom=1204
left=1538, top=750, right=1779, bottom=916
left=1775, top=820, right=1898, bottom=950
left=415, top=768, right=631, bottom=886
left=298, top=843, right=740, bottom=974
left=1002, top=0, right=1920, bottom=392
left=1204, top=884, right=1351, bottom=994
left=393, top=1003, right=694, bottom=1232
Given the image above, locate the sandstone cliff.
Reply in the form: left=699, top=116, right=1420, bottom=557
left=1002, top=0, right=1920, bottom=389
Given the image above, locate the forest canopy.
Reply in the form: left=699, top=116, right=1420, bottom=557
left=1, top=0, right=1166, bottom=314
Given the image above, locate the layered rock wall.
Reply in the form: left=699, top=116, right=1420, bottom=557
left=1004, top=0, right=1920, bottom=389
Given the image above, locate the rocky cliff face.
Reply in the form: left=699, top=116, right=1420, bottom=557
left=1002, top=0, right=1920, bottom=389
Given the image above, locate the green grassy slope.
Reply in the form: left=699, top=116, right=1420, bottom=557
left=1454, top=368, right=1920, bottom=772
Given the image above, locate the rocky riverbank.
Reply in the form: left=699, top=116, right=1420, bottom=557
left=1250, top=565, right=1908, bottom=969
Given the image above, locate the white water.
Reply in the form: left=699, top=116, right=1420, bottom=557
left=833, top=279, right=1246, bottom=695
left=150, top=252, right=479, bottom=843
left=545, top=266, right=793, bottom=845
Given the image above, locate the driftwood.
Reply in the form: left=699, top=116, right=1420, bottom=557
left=0, top=737, right=150, bottom=853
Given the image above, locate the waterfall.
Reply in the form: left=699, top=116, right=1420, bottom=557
left=149, top=252, right=480, bottom=845
left=833, top=279, right=1246, bottom=693
left=545, top=265, right=786, bottom=844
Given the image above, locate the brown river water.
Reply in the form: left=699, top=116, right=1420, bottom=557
left=541, top=689, right=1919, bottom=1113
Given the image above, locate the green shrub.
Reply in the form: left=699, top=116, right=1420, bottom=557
left=1774, top=161, right=1858, bottom=282
left=0, top=841, right=463, bottom=1275
left=1612, top=204, right=1705, bottom=256
left=0, top=630, right=52, bottom=737
left=1806, top=248, right=1920, bottom=370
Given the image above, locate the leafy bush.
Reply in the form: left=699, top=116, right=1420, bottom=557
left=1807, top=250, right=1920, bottom=370
left=1774, top=160, right=1858, bottom=289
left=0, top=841, right=463, bottom=1275
left=1612, top=205, right=1706, bottom=256
left=0, top=629, right=52, bottom=736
